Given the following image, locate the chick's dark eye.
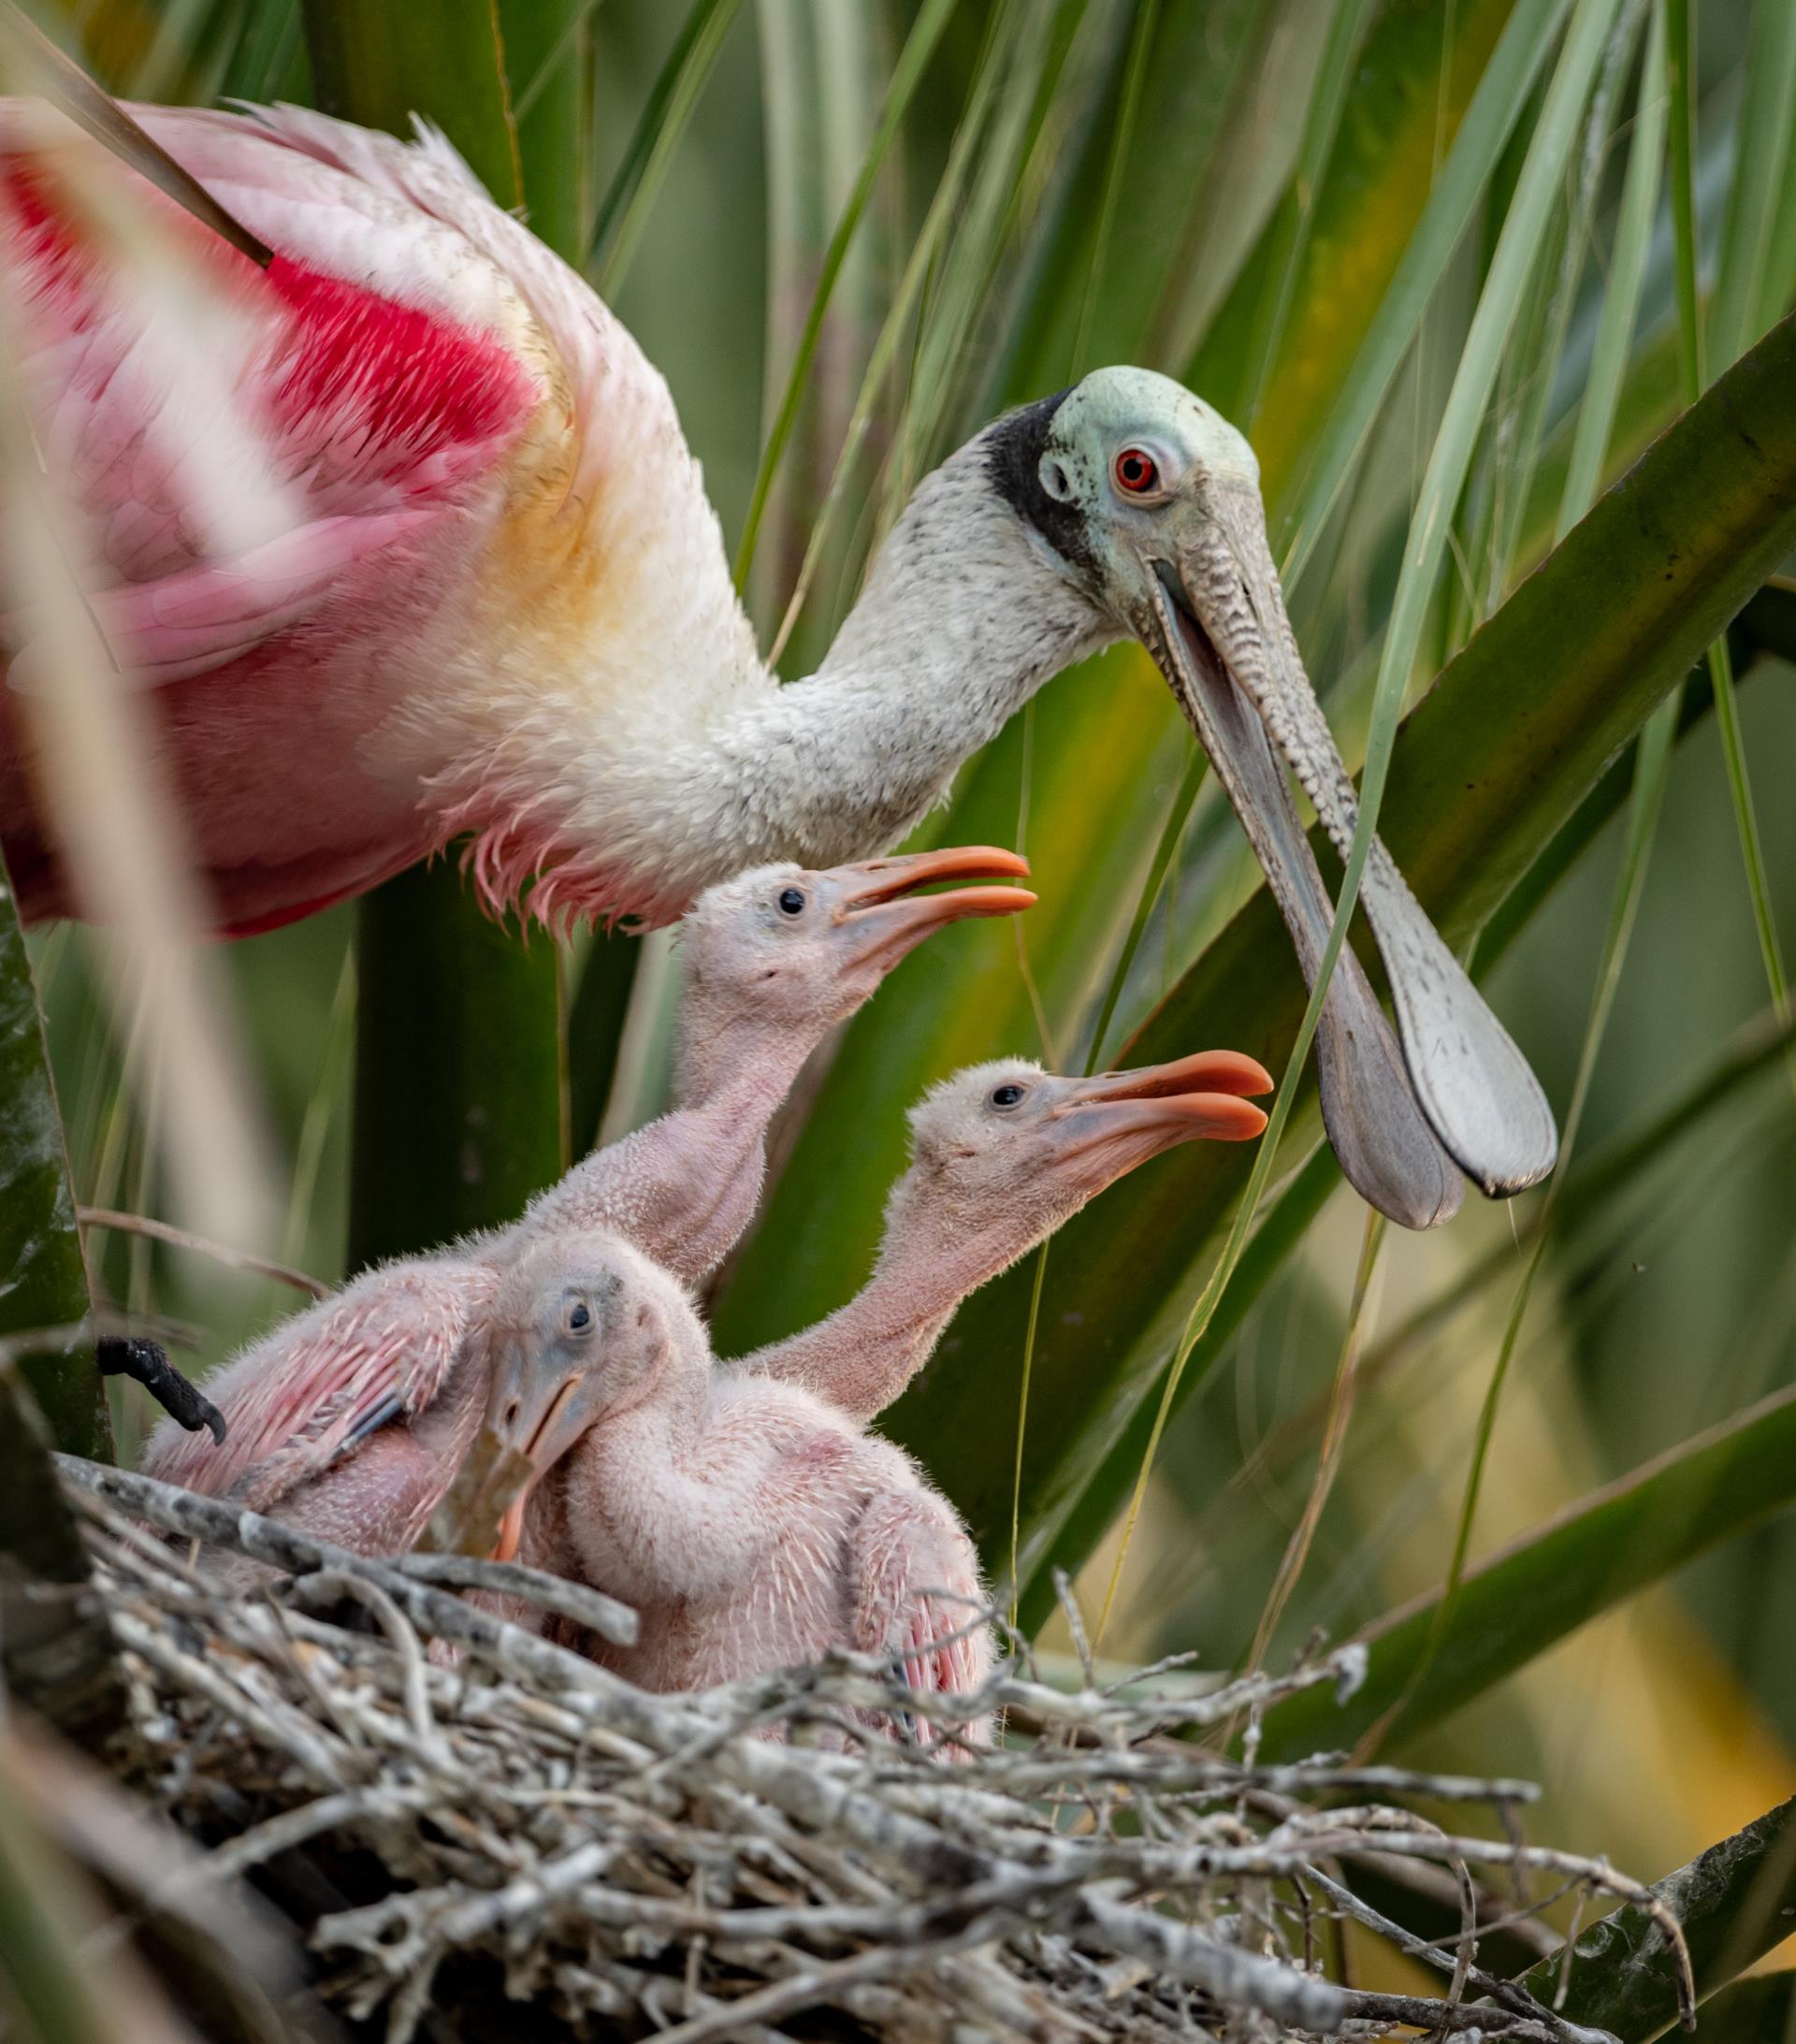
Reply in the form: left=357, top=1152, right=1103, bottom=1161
left=569, top=1301, right=591, bottom=1331
left=777, top=887, right=805, bottom=916
left=1113, top=447, right=1159, bottom=495
left=990, top=1083, right=1025, bottom=1109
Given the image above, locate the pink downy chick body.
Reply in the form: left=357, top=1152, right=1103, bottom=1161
left=486, top=1231, right=992, bottom=1747
left=493, top=1051, right=1271, bottom=1733
left=139, top=850, right=1030, bottom=1558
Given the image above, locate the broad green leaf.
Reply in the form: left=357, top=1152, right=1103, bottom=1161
left=1521, top=1796, right=1796, bottom=2041
left=0, top=1368, right=117, bottom=1736
left=1688, top=1973, right=1796, bottom=2041
left=301, top=0, right=576, bottom=1266
left=1035, top=923, right=1795, bottom=1622
left=1267, top=993, right=1796, bottom=1495
left=0, top=849, right=105, bottom=1459
left=221, top=0, right=303, bottom=103
left=506, top=0, right=595, bottom=262
left=1476, top=584, right=1794, bottom=965
left=1022, top=1147, right=1339, bottom=1631
left=301, top=1, right=522, bottom=205
left=0, top=852, right=117, bottom=1736
left=886, top=305, right=1796, bottom=1595
left=1253, top=1383, right=1796, bottom=1762
left=347, top=871, right=563, bottom=1268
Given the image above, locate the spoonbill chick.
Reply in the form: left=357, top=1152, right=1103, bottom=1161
left=484, top=1230, right=992, bottom=1744
left=746, top=1049, right=1272, bottom=1419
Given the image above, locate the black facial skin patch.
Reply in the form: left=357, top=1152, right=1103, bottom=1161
left=983, top=388, right=1104, bottom=590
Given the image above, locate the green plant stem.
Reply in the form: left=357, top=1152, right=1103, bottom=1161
left=1008, top=1239, right=1051, bottom=1619
left=589, top=0, right=746, bottom=295
left=1242, top=1207, right=1384, bottom=1679
left=1665, top=0, right=1794, bottom=1072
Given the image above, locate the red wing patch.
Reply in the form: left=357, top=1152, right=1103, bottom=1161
left=265, top=255, right=536, bottom=483
left=4, top=155, right=537, bottom=510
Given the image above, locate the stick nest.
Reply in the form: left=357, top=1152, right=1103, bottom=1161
left=54, top=1457, right=1687, bottom=2044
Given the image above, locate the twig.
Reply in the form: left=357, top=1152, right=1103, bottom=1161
left=50, top=1451, right=1689, bottom=2044
left=78, top=1206, right=331, bottom=1298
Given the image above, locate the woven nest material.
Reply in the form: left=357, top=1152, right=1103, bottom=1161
left=53, top=1458, right=1690, bottom=2044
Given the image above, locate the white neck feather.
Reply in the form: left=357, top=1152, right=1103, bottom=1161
left=693, top=442, right=1111, bottom=875
left=442, top=434, right=1112, bottom=928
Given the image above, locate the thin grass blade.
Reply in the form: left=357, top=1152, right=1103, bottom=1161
left=589, top=0, right=746, bottom=295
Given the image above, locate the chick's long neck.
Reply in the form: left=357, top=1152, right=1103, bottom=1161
left=517, top=999, right=816, bottom=1283
left=740, top=1184, right=1018, bottom=1422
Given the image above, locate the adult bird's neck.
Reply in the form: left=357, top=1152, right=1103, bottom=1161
left=591, top=439, right=1111, bottom=925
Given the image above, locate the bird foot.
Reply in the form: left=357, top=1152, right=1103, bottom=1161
left=96, top=1335, right=226, bottom=1443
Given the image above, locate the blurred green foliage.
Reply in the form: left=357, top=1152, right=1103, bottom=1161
left=12, top=0, right=1796, bottom=2015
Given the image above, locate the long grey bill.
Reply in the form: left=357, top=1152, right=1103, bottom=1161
left=1149, top=580, right=1461, bottom=1232
left=1190, top=500, right=1559, bottom=1199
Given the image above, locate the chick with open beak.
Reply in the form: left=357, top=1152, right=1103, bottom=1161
left=747, top=1049, right=1273, bottom=1422
left=989, top=369, right=1557, bottom=1228
left=143, top=848, right=1033, bottom=1549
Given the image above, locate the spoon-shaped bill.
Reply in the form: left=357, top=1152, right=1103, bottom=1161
left=1166, top=490, right=1558, bottom=1200
left=1144, top=574, right=1462, bottom=1231
left=483, top=1322, right=616, bottom=1562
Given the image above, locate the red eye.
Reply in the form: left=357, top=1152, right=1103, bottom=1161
left=1113, top=447, right=1159, bottom=495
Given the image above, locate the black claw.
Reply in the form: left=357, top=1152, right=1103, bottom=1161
left=96, top=1335, right=227, bottom=1444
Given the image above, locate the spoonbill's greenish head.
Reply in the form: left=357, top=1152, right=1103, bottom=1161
left=984, top=368, right=1557, bottom=1229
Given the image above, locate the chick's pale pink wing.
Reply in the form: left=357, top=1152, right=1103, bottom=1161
left=1, top=116, right=539, bottom=689
left=139, top=1259, right=491, bottom=1513
left=849, top=1491, right=992, bottom=1742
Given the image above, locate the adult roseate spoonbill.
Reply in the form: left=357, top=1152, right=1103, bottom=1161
left=485, top=1230, right=993, bottom=1744
left=0, top=94, right=1555, bottom=1227
left=747, top=1051, right=1272, bottom=1421
left=140, top=849, right=1029, bottom=1539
